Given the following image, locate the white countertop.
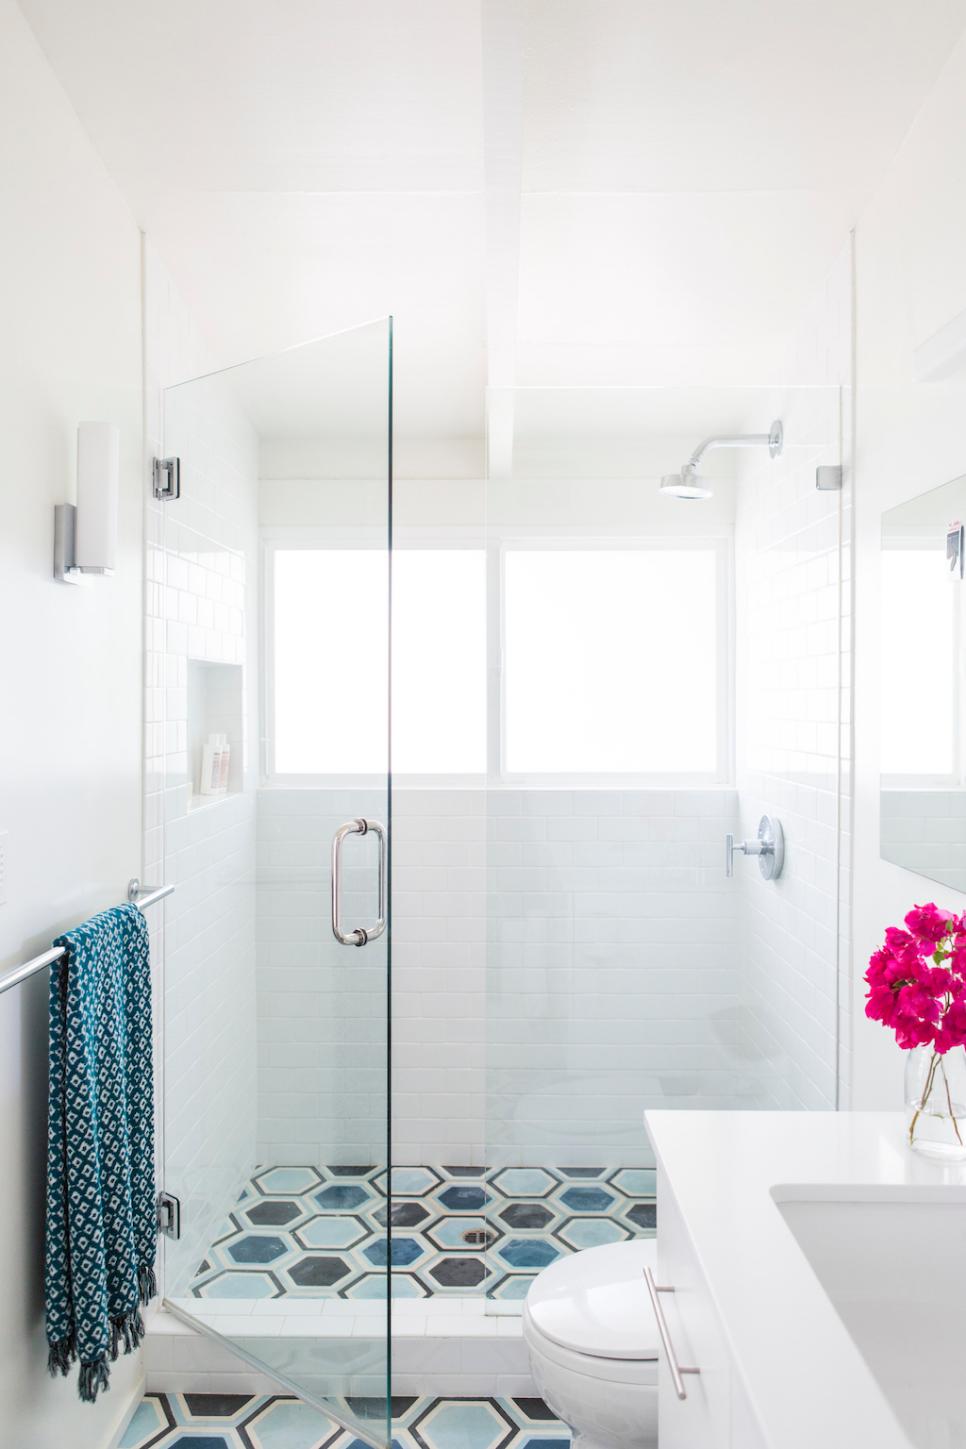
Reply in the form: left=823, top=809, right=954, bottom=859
left=644, top=1110, right=966, bottom=1449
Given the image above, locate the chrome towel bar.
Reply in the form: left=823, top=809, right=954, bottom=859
left=0, top=879, right=174, bottom=998
left=642, top=1265, right=701, bottom=1401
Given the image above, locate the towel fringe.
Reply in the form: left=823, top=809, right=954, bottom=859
left=47, top=1336, right=76, bottom=1378
left=108, top=1308, right=145, bottom=1361
left=77, top=1358, right=110, bottom=1404
left=138, top=1262, right=157, bottom=1304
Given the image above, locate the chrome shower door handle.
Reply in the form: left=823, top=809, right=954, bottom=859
left=331, top=818, right=387, bottom=947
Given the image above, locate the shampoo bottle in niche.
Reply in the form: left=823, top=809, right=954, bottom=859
left=216, top=734, right=231, bottom=792
left=200, top=734, right=223, bottom=796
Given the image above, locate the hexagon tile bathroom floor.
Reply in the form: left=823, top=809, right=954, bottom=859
left=120, top=1393, right=570, bottom=1449
left=189, top=1164, right=656, bottom=1301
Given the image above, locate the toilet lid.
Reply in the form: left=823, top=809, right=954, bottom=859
left=525, top=1239, right=660, bottom=1361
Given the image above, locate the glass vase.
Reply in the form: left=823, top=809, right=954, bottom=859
left=905, top=1044, right=966, bottom=1160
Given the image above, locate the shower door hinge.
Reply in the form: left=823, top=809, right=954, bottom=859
left=153, top=456, right=181, bottom=501
left=815, top=464, right=843, bottom=491
left=157, top=1190, right=181, bottom=1240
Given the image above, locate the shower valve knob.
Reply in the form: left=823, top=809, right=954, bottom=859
left=725, top=816, right=784, bottom=881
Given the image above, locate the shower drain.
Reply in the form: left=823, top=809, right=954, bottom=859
left=461, top=1228, right=495, bottom=1247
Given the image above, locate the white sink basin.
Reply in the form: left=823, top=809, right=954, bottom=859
left=772, top=1185, right=966, bottom=1449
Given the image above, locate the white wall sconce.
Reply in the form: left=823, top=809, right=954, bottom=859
left=54, top=421, right=119, bottom=583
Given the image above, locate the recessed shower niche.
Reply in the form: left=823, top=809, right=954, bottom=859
left=186, top=658, right=243, bottom=807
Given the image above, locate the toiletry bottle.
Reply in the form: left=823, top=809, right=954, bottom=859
left=200, top=734, right=218, bottom=795
left=217, top=734, right=231, bottom=792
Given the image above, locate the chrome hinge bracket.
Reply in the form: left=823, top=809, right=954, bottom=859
left=153, top=456, right=181, bottom=501
left=157, top=1190, right=182, bottom=1240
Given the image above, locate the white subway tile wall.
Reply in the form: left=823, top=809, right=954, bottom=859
left=734, top=246, right=854, bottom=1110
left=256, top=787, right=777, bottom=1168
left=143, top=244, right=260, bottom=1295
left=256, top=788, right=388, bottom=1165
left=484, top=788, right=760, bottom=1169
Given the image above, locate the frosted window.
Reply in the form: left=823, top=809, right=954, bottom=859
left=272, top=548, right=486, bottom=775
left=880, top=550, right=955, bottom=778
left=504, top=549, right=721, bottom=774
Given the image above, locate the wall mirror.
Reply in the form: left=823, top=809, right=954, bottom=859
left=880, top=473, right=966, bottom=891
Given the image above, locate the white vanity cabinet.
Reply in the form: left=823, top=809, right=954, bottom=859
left=645, top=1111, right=941, bottom=1449
left=653, top=1167, right=767, bottom=1449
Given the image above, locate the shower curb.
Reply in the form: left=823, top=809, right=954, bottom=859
left=145, top=1300, right=535, bottom=1398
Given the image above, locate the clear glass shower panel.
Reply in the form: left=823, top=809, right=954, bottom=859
left=156, top=320, right=392, bottom=1445
left=482, top=384, right=846, bottom=1310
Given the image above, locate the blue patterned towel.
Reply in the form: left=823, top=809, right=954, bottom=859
left=45, top=903, right=157, bottom=1402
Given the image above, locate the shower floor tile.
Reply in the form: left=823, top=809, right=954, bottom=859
left=120, top=1392, right=569, bottom=1449
left=188, top=1165, right=656, bottom=1301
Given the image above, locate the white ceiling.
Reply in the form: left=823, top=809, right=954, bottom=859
left=520, top=0, right=966, bottom=193
left=16, top=0, right=966, bottom=467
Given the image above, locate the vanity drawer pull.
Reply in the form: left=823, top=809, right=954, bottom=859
left=643, top=1265, right=701, bottom=1401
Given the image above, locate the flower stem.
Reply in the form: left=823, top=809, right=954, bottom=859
left=940, top=1058, right=964, bottom=1146
left=909, top=1049, right=942, bottom=1145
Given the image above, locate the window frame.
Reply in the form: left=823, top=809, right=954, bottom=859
left=261, top=528, right=734, bottom=789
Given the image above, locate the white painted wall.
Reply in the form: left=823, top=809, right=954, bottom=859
left=0, top=1, right=144, bottom=1442
left=852, top=27, right=966, bottom=1106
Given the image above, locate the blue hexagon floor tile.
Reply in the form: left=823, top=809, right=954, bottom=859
left=189, top=1164, right=655, bottom=1301
left=119, top=1394, right=569, bottom=1449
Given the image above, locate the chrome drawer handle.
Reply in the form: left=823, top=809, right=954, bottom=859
left=331, top=818, right=387, bottom=946
left=643, top=1265, right=701, bottom=1401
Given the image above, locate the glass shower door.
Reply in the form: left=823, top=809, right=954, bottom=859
left=150, top=319, right=392, bottom=1446
left=480, top=383, right=846, bottom=1310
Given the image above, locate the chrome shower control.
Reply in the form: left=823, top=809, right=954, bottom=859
left=725, top=815, right=784, bottom=881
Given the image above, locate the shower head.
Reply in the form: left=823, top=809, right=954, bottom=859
left=659, top=468, right=713, bottom=501
left=659, top=419, right=783, bottom=501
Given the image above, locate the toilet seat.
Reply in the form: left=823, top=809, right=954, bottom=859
left=523, top=1239, right=660, bottom=1378
left=523, top=1311, right=660, bottom=1386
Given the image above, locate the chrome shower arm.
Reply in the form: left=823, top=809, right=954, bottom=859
left=659, top=418, right=784, bottom=499
left=685, top=420, right=783, bottom=472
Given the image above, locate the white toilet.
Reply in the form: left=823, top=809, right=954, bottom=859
left=522, top=1240, right=659, bottom=1449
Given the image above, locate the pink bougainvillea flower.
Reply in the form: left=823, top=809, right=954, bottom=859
left=920, top=965, right=955, bottom=996
left=897, top=982, right=941, bottom=1021
left=893, top=1015, right=937, bottom=1050
left=864, top=905, right=966, bottom=1054
left=865, top=984, right=899, bottom=1026
left=904, top=903, right=955, bottom=947
left=935, top=999, right=966, bottom=1054
left=865, top=948, right=895, bottom=987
